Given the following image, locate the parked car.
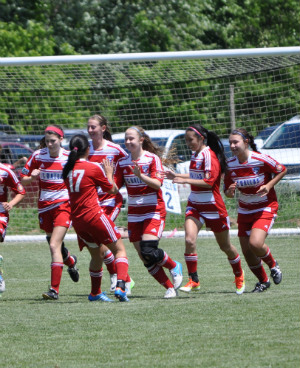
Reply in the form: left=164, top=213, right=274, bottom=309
left=254, top=124, right=281, bottom=149
left=260, top=115, right=300, bottom=192
left=62, top=128, right=89, bottom=149
left=0, top=123, right=17, bottom=135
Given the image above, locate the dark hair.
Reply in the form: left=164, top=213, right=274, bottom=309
left=127, top=126, right=178, bottom=166
left=186, top=124, right=227, bottom=173
left=44, top=124, right=64, bottom=138
left=88, top=114, right=113, bottom=142
left=62, top=134, right=89, bottom=180
left=231, top=128, right=259, bottom=153
left=39, top=137, right=46, bottom=149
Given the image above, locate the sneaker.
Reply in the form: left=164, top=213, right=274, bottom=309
left=179, top=278, right=200, bottom=293
left=115, top=287, right=130, bottom=302
left=0, top=275, right=5, bottom=293
left=110, top=273, right=117, bottom=292
left=42, top=288, right=59, bottom=300
left=88, top=291, right=114, bottom=302
left=252, top=280, right=271, bottom=293
left=169, top=261, right=183, bottom=289
left=164, top=287, right=177, bottom=299
left=67, top=255, right=79, bottom=282
left=125, top=278, right=135, bottom=296
left=235, top=270, right=245, bottom=295
left=270, top=261, right=282, bottom=285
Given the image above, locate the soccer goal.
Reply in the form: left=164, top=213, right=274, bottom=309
left=0, top=47, right=299, bottom=241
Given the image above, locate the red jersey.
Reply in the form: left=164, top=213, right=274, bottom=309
left=187, top=147, right=228, bottom=219
left=114, top=151, right=166, bottom=222
left=88, top=139, right=127, bottom=208
left=64, top=159, right=113, bottom=223
left=21, top=148, right=70, bottom=214
left=224, top=151, right=286, bottom=214
left=0, top=163, right=25, bottom=215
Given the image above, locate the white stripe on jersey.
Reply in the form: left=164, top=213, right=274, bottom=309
left=128, top=212, right=161, bottom=223
left=40, top=189, right=69, bottom=202
left=128, top=193, right=158, bottom=206
left=38, top=201, right=64, bottom=214
left=0, top=214, right=8, bottom=223
left=203, top=147, right=212, bottom=171
left=238, top=206, right=272, bottom=215
left=239, top=192, right=268, bottom=205
left=99, top=198, right=117, bottom=207
left=188, top=190, right=216, bottom=205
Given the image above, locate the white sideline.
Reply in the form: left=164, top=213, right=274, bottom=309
left=5, top=228, right=300, bottom=242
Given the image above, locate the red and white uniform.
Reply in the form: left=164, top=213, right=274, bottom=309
left=64, top=159, right=121, bottom=248
left=224, top=151, right=286, bottom=215
left=114, top=151, right=166, bottom=241
left=88, top=139, right=127, bottom=220
left=0, top=163, right=26, bottom=239
left=21, top=148, right=70, bottom=214
left=186, top=147, right=229, bottom=231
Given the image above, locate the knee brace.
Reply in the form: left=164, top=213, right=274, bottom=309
left=140, top=240, right=164, bottom=266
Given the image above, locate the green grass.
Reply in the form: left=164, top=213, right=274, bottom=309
left=0, top=236, right=299, bottom=368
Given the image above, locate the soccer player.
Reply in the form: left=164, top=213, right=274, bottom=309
left=165, top=124, right=245, bottom=295
left=0, top=163, right=26, bottom=295
left=21, top=125, right=79, bottom=300
left=87, top=114, right=134, bottom=294
left=62, top=134, right=129, bottom=302
left=111, top=126, right=183, bottom=299
left=224, top=128, right=286, bottom=292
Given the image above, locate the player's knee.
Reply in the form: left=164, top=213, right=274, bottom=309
left=140, top=240, right=164, bottom=266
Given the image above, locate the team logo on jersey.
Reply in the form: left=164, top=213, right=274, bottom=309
left=204, top=171, right=211, bottom=180
left=142, top=165, right=149, bottom=173
left=231, top=171, right=237, bottom=176
left=40, top=163, right=45, bottom=168
left=275, top=164, right=283, bottom=173
left=252, top=167, right=260, bottom=175
left=106, top=155, right=114, bottom=163
left=196, top=161, right=201, bottom=169
left=17, top=183, right=24, bottom=192
left=21, top=167, right=29, bottom=175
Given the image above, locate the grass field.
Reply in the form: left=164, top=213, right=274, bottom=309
left=0, top=236, right=299, bottom=368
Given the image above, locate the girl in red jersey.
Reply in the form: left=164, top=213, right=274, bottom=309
left=0, top=163, right=26, bottom=295
left=224, top=128, right=286, bottom=292
left=87, top=114, right=134, bottom=294
left=62, top=134, right=129, bottom=302
left=112, top=126, right=183, bottom=299
left=21, top=125, right=79, bottom=300
left=165, top=124, right=245, bottom=295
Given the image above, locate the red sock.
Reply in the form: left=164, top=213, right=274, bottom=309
left=157, top=252, right=176, bottom=270
left=147, top=264, right=173, bottom=289
left=103, top=250, right=116, bottom=274
left=260, top=247, right=276, bottom=269
left=249, top=261, right=269, bottom=283
left=184, top=253, right=198, bottom=274
left=89, top=268, right=103, bottom=295
left=51, top=262, right=63, bottom=293
left=63, top=253, right=75, bottom=268
left=228, top=254, right=243, bottom=277
left=115, top=257, right=128, bottom=281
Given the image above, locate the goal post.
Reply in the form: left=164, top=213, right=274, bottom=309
left=0, top=47, right=299, bottom=240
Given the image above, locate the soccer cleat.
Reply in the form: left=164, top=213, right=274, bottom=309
left=88, top=291, right=114, bottom=302
left=270, top=261, right=282, bottom=285
left=67, top=255, right=79, bottom=282
left=42, top=288, right=59, bottom=300
left=115, top=287, right=130, bottom=302
left=179, top=278, right=200, bottom=293
left=110, top=273, right=117, bottom=292
left=0, top=275, right=5, bottom=293
left=252, top=280, right=271, bottom=293
left=164, top=287, right=177, bottom=299
left=169, top=261, right=183, bottom=289
left=125, top=278, right=135, bottom=296
left=235, top=270, right=245, bottom=295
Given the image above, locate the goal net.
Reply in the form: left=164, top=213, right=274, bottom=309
left=0, top=47, right=299, bottom=240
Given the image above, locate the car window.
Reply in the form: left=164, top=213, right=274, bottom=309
left=0, top=147, right=13, bottom=164
left=170, top=135, right=191, bottom=161
left=263, top=123, right=300, bottom=149
left=8, top=145, right=32, bottom=160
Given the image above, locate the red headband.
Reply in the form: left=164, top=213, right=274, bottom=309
left=45, top=126, right=64, bottom=137
left=187, top=126, right=204, bottom=138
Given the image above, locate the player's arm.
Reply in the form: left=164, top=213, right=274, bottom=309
left=21, top=169, right=41, bottom=185
left=2, top=193, right=25, bottom=212
left=256, top=167, right=287, bottom=197
left=101, top=158, right=119, bottom=194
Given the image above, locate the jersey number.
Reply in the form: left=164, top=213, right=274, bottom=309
left=68, top=170, right=85, bottom=192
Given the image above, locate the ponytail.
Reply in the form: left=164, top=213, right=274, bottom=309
left=62, top=134, right=89, bottom=180
left=186, top=125, right=227, bottom=173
